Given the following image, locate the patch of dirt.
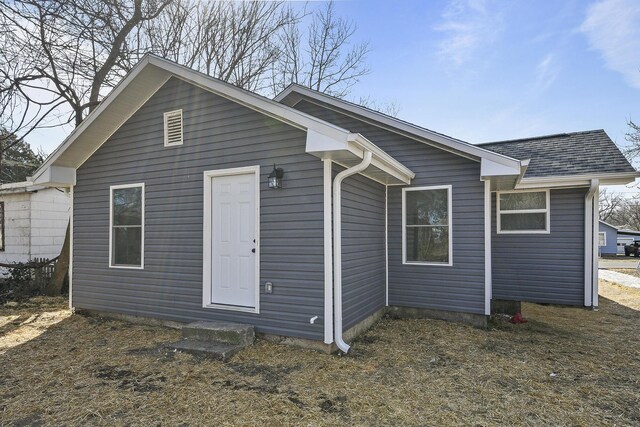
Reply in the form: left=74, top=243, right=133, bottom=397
left=0, top=282, right=638, bottom=425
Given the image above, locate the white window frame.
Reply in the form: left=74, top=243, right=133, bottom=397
left=497, top=189, right=550, bottom=234
left=598, top=231, right=606, bottom=247
left=163, top=109, right=183, bottom=147
left=402, top=185, right=453, bottom=267
left=202, top=166, right=260, bottom=314
left=109, top=183, right=145, bottom=269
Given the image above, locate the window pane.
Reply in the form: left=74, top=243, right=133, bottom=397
left=113, top=187, right=142, bottom=225
left=499, top=192, right=546, bottom=211
left=406, top=189, right=448, bottom=225
left=500, top=213, right=546, bottom=231
left=113, top=227, right=142, bottom=266
left=406, top=226, right=449, bottom=263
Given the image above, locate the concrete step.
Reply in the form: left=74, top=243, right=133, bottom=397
left=181, top=321, right=255, bottom=346
left=165, top=339, right=245, bottom=361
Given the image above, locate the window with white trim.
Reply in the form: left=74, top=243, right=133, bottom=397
left=403, top=186, right=452, bottom=265
left=497, top=190, right=549, bottom=234
left=598, top=232, right=606, bottom=247
left=110, top=184, right=144, bottom=268
left=163, top=109, right=183, bottom=146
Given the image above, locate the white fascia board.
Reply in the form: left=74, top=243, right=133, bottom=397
left=32, top=165, right=76, bottom=187
left=32, top=54, right=352, bottom=185
left=306, top=128, right=349, bottom=152
left=347, top=133, right=415, bottom=184
left=275, top=84, right=522, bottom=170
left=149, top=56, right=350, bottom=143
left=31, top=55, right=155, bottom=182
left=480, top=158, right=522, bottom=177
left=516, top=171, right=640, bottom=189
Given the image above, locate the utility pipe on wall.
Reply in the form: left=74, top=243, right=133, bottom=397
left=333, top=151, right=373, bottom=353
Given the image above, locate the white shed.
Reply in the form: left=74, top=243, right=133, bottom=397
left=0, top=181, right=70, bottom=273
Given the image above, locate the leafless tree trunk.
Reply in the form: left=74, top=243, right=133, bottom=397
left=1, top=0, right=172, bottom=294
left=600, top=188, right=625, bottom=222
left=1, top=0, right=375, bottom=295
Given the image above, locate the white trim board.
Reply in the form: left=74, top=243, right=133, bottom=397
left=401, top=185, right=453, bottom=267
left=322, top=159, right=334, bottom=344
left=109, top=183, right=145, bottom=270
left=202, top=165, right=261, bottom=314
left=69, top=186, right=74, bottom=309
left=275, top=84, right=522, bottom=170
left=484, top=180, right=492, bottom=315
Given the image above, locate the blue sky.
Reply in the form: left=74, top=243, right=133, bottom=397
left=29, top=0, right=640, bottom=190
left=333, top=0, right=639, bottom=150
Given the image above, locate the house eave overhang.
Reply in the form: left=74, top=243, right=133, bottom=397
left=514, top=171, right=640, bottom=189
left=30, top=55, right=359, bottom=187
left=306, top=130, right=415, bottom=185
left=275, top=84, right=522, bottom=172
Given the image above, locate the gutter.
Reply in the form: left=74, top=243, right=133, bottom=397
left=584, top=179, right=599, bottom=307
left=333, top=150, right=373, bottom=353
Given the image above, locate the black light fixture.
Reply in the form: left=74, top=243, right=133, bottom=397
left=268, top=164, right=284, bottom=189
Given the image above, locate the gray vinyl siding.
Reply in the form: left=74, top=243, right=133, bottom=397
left=492, top=188, right=586, bottom=305
left=73, top=77, right=326, bottom=340
left=337, top=165, right=386, bottom=331
left=598, top=221, right=617, bottom=256
left=293, top=100, right=486, bottom=314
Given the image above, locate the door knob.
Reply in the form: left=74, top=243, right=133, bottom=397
left=251, top=248, right=256, bottom=253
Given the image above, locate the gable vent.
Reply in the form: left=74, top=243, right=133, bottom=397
left=163, top=109, right=183, bottom=146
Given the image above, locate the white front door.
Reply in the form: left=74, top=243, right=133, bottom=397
left=209, top=171, right=257, bottom=309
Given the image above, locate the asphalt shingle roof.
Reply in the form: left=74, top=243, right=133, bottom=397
left=477, top=129, right=636, bottom=178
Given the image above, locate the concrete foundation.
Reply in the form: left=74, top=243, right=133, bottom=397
left=491, top=299, right=522, bottom=316
left=76, top=305, right=485, bottom=353
left=387, top=305, right=488, bottom=328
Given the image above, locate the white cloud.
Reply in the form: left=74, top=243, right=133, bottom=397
left=434, top=0, right=503, bottom=66
left=535, top=53, right=559, bottom=91
left=581, top=0, right=640, bottom=88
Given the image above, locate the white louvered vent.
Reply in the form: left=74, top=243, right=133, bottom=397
left=163, top=109, right=183, bottom=146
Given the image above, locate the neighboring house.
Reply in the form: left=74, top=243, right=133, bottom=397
left=0, top=181, right=70, bottom=275
left=598, top=220, right=618, bottom=256
left=29, top=55, right=639, bottom=352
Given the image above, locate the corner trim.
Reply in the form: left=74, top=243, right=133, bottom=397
left=322, top=159, right=334, bottom=344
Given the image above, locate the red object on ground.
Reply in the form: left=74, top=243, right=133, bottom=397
left=510, top=312, right=528, bottom=324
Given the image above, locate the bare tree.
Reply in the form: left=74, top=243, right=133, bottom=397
left=599, top=188, right=625, bottom=222
left=625, top=119, right=640, bottom=160
left=142, top=0, right=300, bottom=93
left=356, top=96, right=401, bottom=117
left=0, top=0, right=374, bottom=294
left=0, top=0, right=172, bottom=294
left=270, top=1, right=370, bottom=98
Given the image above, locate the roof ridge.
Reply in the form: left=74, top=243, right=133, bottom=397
left=478, top=129, right=606, bottom=146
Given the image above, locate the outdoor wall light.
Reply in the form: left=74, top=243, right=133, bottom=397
left=268, top=165, right=284, bottom=189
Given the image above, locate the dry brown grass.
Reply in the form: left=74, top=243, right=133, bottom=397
left=0, top=283, right=639, bottom=426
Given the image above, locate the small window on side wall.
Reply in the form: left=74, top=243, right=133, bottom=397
left=110, top=184, right=144, bottom=268
left=164, top=109, right=183, bottom=146
left=497, top=190, right=549, bottom=234
left=402, top=185, right=452, bottom=266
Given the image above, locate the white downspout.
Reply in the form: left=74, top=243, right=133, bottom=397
left=333, top=151, right=373, bottom=353
left=584, top=179, right=599, bottom=307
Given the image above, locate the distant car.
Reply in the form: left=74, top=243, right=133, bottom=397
left=624, top=242, right=640, bottom=257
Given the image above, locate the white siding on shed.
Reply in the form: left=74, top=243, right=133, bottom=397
left=0, top=186, right=69, bottom=275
